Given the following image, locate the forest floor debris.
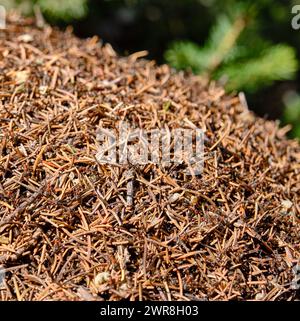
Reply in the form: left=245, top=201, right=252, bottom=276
left=0, top=15, right=299, bottom=301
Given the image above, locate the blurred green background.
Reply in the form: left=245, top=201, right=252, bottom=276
left=1, top=0, right=300, bottom=139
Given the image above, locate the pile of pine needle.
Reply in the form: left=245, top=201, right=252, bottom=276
left=0, top=14, right=299, bottom=301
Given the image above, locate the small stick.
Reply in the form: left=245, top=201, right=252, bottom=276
left=0, top=181, right=47, bottom=231
left=0, top=228, right=43, bottom=264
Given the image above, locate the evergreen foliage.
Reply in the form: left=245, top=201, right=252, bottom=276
left=283, top=91, right=300, bottom=138
left=165, top=11, right=298, bottom=93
